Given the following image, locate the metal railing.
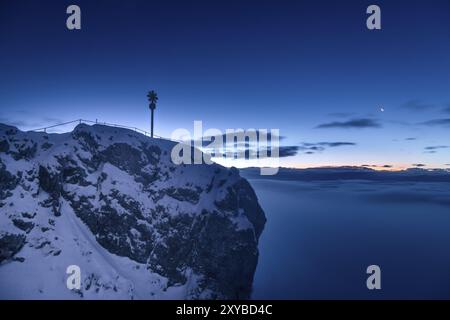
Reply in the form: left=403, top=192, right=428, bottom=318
left=30, top=118, right=165, bottom=139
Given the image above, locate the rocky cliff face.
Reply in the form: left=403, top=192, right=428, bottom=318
left=0, top=123, right=265, bottom=299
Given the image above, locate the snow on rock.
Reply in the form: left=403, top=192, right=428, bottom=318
left=0, top=123, right=266, bottom=299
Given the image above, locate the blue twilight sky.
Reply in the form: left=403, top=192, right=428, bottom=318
left=1, top=0, right=450, bottom=169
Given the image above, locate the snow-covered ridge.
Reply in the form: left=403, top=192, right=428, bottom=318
left=0, top=123, right=266, bottom=299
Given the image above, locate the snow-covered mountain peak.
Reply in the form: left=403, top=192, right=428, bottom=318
left=0, top=123, right=266, bottom=299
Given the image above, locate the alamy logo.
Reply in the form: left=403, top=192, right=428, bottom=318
left=66, top=5, right=81, bottom=30
left=366, top=265, right=381, bottom=290
left=171, top=121, right=280, bottom=175
left=366, top=5, right=381, bottom=30
left=66, top=265, right=81, bottom=290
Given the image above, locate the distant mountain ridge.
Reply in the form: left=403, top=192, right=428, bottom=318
left=241, top=166, right=450, bottom=182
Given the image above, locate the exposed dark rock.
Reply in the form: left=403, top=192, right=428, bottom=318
left=166, top=187, right=200, bottom=204
left=0, top=140, right=9, bottom=153
left=12, top=219, right=34, bottom=233
left=0, top=233, right=26, bottom=263
left=0, top=163, right=18, bottom=200
left=11, top=142, right=37, bottom=160
left=41, top=142, right=53, bottom=150
left=21, top=212, right=36, bottom=219
left=38, top=166, right=62, bottom=216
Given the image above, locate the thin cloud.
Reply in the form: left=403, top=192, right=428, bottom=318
left=0, top=117, right=65, bottom=130
left=298, top=141, right=356, bottom=154
left=405, top=137, right=417, bottom=141
left=424, top=146, right=448, bottom=154
left=211, top=145, right=300, bottom=159
left=419, top=118, right=450, bottom=127
left=316, top=118, right=381, bottom=129
left=425, top=146, right=449, bottom=150
left=321, top=142, right=356, bottom=147
left=213, top=142, right=360, bottom=158
left=43, top=117, right=65, bottom=124
left=328, top=112, right=356, bottom=118
left=0, top=118, right=29, bottom=127
left=401, top=99, right=434, bottom=111
left=362, top=164, right=393, bottom=169
left=412, top=164, right=426, bottom=167
left=278, top=146, right=300, bottom=157
left=441, top=105, right=450, bottom=114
